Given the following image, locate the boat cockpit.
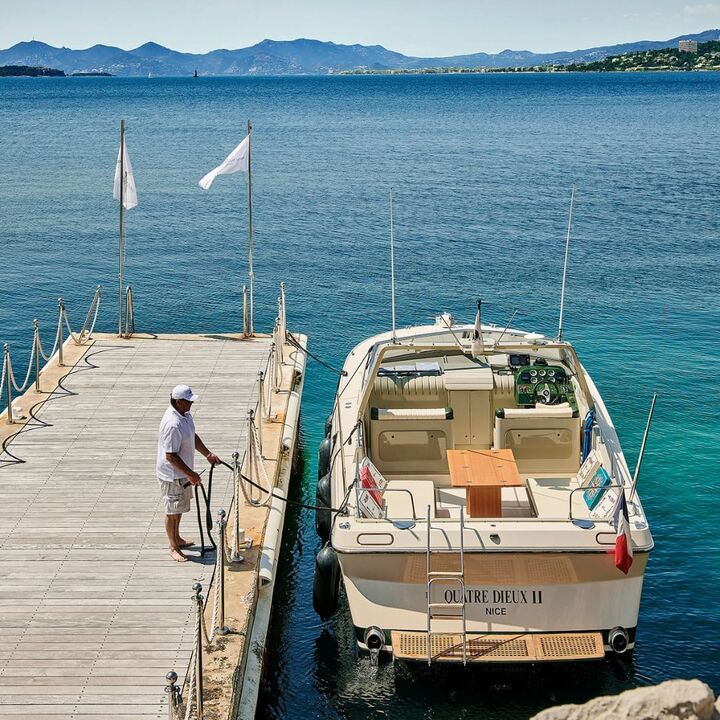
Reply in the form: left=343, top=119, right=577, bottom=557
left=353, top=336, right=622, bottom=525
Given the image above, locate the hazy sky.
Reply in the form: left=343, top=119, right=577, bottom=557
left=4, top=0, right=720, bottom=56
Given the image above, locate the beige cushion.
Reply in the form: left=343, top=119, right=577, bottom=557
left=384, top=480, right=436, bottom=520
left=494, top=414, right=581, bottom=475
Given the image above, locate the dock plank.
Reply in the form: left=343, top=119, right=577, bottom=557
left=0, top=335, right=271, bottom=716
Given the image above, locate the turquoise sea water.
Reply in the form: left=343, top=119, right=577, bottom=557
left=0, top=73, right=718, bottom=718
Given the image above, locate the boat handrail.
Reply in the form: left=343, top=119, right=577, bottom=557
left=380, top=487, right=418, bottom=520
left=568, top=483, right=627, bottom=522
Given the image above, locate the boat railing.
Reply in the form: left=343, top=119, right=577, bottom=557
left=568, top=483, right=627, bottom=522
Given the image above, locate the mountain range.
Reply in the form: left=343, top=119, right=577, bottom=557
left=2, top=30, right=719, bottom=76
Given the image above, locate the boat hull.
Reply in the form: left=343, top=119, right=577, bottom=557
left=339, top=549, right=647, bottom=658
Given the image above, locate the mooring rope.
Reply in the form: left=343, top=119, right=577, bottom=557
left=36, top=318, right=61, bottom=363
left=238, top=419, right=273, bottom=507
left=7, top=343, right=35, bottom=394
left=286, top=330, right=347, bottom=377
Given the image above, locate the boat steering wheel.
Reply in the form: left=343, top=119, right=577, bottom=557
left=535, top=381, right=561, bottom=405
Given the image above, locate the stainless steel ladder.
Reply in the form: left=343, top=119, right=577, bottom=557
left=425, top=504, right=467, bottom=665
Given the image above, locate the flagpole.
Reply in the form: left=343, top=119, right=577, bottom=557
left=389, top=188, right=397, bottom=343
left=247, top=119, right=254, bottom=337
left=118, top=119, right=125, bottom=337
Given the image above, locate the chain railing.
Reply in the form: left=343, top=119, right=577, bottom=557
left=2, top=288, right=102, bottom=424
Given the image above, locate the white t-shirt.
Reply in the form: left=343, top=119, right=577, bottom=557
left=157, top=405, right=196, bottom=482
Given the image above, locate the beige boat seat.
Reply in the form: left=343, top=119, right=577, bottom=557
left=369, top=407, right=454, bottom=475
left=524, top=450, right=605, bottom=519
left=383, top=479, right=436, bottom=520
left=493, top=403, right=581, bottom=476
left=372, top=374, right=447, bottom=406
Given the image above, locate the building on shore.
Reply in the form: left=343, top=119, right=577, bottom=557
left=678, top=40, right=698, bottom=53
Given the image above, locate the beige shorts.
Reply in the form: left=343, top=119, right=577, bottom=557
left=159, top=479, right=193, bottom=515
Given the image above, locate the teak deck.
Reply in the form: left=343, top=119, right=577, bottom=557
left=0, top=333, right=273, bottom=718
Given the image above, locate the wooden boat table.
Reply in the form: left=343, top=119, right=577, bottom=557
left=447, top=448, right=523, bottom=518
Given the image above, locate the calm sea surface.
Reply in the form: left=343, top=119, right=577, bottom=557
left=0, top=73, right=718, bottom=718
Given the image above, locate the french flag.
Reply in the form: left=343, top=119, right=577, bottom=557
left=613, top=493, right=633, bottom=574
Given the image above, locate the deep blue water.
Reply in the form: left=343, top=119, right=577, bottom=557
left=1, top=72, right=718, bottom=718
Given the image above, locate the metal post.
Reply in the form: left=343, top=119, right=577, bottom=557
left=242, top=284, right=248, bottom=338
left=192, top=582, right=204, bottom=720
left=247, top=120, right=254, bottom=338
left=230, top=451, right=243, bottom=562
left=118, top=119, right=126, bottom=338
left=280, top=281, right=287, bottom=342
left=216, top=509, right=229, bottom=635
left=33, top=319, right=40, bottom=392
left=248, top=408, right=256, bottom=476
left=164, top=670, right=180, bottom=719
left=266, top=344, right=275, bottom=419
left=57, top=298, right=64, bottom=367
left=275, top=317, right=284, bottom=366
left=4, top=344, right=13, bottom=424
left=256, top=371, right=264, bottom=455
left=268, top=343, right=276, bottom=394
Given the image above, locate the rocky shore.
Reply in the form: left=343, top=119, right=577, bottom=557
left=531, top=679, right=719, bottom=720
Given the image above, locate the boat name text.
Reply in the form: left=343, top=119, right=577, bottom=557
left=443, top=588, right=543, bottom=615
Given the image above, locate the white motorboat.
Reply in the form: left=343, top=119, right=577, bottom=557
left=313, top=314, right=653, bottom=665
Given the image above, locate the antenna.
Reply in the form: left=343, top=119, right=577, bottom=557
left=557, top=185, right=576, bottom=342
left=389, top=189, right=397, bottom=343
left=438, top=313, right=466, bottom=353
left=629, top=392, right=657, bottom=502
left=496, top=308, right=519, bottom=345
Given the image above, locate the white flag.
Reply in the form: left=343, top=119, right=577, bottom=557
left=199, top=135, right=250, bottom=190
left=471, top=299, right=484, bottom=357
left=113, top=138, right=138, bottom=210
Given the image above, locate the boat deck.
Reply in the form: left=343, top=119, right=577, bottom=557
left=0, top=333, right=271, bottom=718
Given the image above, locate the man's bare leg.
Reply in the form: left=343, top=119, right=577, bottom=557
left=176, top=513, right=194, bottom=547
left=166, top=514, right=187, bottom=562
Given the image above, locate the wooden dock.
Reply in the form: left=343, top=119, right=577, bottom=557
left=0, top=331, right=304, bottom=718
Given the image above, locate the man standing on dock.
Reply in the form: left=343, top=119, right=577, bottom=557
left=157, top=385, right=220, bottom=562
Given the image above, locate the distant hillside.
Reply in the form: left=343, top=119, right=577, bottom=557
left=0, top=64, right=64, bottom=77
left=563, top=39, right=720, bottom=71
left=0, top=30, right=719, bottom=76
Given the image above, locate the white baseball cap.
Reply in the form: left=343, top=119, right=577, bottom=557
left=171, top=384, right=198, bottom=402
